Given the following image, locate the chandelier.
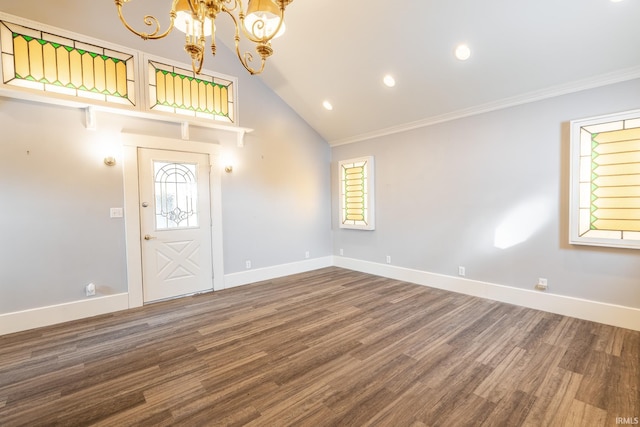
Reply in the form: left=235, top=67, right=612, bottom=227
left=114, top=0, right=293, bottom=75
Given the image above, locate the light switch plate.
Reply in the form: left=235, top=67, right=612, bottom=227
left=110, top=207, right=124, bottom=218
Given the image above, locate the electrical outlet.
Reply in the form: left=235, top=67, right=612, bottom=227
left=458, top=266, right=466, bottom=277
left=339, top=248, right=344, bottom=256
left=386, top=255, right=392, bottom=264
left=536, top=278, right=548, bottom=291
left=305, top=251, right=310, bottom=259
left=245, top=260, right=252, bottom=269
left=85, top=283, right=96, bottom=297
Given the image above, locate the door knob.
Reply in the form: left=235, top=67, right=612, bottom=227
left=141, top=202, right=149, bottom=208
left=144, top=234, right=156, bottom=240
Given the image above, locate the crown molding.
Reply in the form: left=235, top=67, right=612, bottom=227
left=329, top=66, right=640, bottom=147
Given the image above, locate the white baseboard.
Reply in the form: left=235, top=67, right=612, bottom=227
left=224, top=256, right=334, bottom=289
left=334, top=256, right=640, bottom=331
left=4, top=256, right=638, bottom=335
left=0, top=293, right=129, bottom=335
left=0, top=257, right=334, bottom=336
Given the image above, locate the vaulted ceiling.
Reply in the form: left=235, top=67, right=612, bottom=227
left=265, top=0, right=640, bottom=145
left=2, top=1, right=640, bottom=145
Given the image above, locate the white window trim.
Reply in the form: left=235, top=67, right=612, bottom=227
left=338, top=156, right=375, bottom=231
left=569, top=108, right=640, bottom=249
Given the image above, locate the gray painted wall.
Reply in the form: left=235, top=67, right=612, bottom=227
left=0, top=101, right=127, bottom=312
left=0, top=96, right=330, bottom=314
left=0, top=4, right=331, bottom=314
left=1, top=2, right=637, bottom=317
left=332, top=79, right=640, bottom=309
left=221, top=54, right=332, bottom=273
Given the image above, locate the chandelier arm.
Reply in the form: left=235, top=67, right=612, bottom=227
left=114, top=0, right=179, bottom=40
left=192, top=51, right=205, bottom=74
left=218, top=5, right=265, bottom=75
left=186, top=0, right=200, bottom=15
left=221, top=0, right=241, bottom=11
left=238, top=48, right=266, bottom=75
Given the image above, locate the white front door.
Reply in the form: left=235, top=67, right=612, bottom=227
left=138, top=148, right=213, bottom=302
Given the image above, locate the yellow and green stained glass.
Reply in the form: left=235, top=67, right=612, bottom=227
left=339, top=157, right=375, bottom=230
left=148, top=61, right=235, bottom=124
left=578, top=120, right=640, bottom=242
left=0, top=20, right=135, bottom=106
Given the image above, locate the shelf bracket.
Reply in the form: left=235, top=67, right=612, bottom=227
left=237, top=129, right=246, bottom=148
left=181, top=122, right=190, bottom=140
left=85, top=107, right=96, bottom=130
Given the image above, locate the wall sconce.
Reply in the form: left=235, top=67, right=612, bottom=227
left=104, top=156, right=117, bottom=166
left=221, top=152, right=236, bottom=173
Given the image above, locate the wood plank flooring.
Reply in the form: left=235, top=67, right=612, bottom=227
left=1, top=267, right=638, bottom=426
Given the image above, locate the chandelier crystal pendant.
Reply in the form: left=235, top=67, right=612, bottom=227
left=114, top=0, right=293, bottom=75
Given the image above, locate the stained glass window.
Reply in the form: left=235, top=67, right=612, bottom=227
left=154, top=162, right=199, bottom=230
left=339, top=156, right=375, bottom=230
left=148, top=60, right=235, bottom=124
left=570, top=111, right=640, bottom=249
left=0, top=19, right=135, bottom=105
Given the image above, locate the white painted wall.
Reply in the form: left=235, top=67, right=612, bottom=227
left=332, top=78, right=640, bottom=310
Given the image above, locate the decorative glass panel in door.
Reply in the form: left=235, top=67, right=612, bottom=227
left=154, top=162, right=199, bottom=230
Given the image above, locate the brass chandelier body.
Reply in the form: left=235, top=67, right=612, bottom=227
left=114, top=0, right=293, bottom=75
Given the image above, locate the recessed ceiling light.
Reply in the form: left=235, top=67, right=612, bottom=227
left=322, top=100, right=333, bottom=111
left=610, top=0, right=624, bottom=2
left=455, top=44, right=471, bottom=61
left=383, top=75, right=396, bottom=88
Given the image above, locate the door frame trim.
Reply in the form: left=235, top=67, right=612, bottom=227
left=121, top=132, right=224, bottom=309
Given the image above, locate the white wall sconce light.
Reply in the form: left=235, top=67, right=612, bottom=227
left=104, top=156, right=117, bottom=166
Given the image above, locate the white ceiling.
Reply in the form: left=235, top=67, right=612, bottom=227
left=2, top=1, right=640, bottom=145
left=263, top=0, right=640, bottom=145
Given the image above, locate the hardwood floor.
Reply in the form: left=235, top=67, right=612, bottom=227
left=1, top=267, right=638, bottom=426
